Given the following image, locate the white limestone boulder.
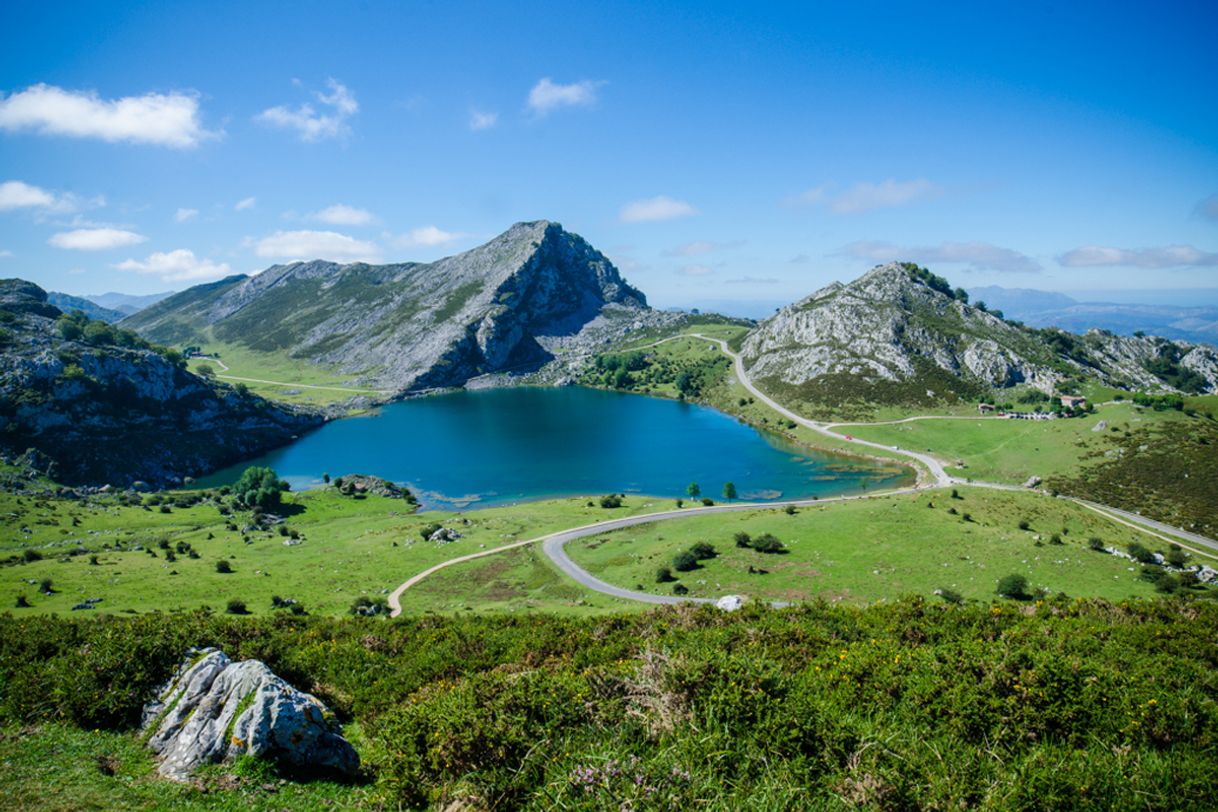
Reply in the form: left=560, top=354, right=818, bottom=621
left=142, top=648, right=359, bottom=781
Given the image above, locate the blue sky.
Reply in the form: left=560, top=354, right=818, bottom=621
left=1, top=0, right=1216, bottom=312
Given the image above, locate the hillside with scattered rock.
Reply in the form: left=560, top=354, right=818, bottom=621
left=740, top=262, right=1218, bottom=416
left=0, top=279, right=321, bottom=487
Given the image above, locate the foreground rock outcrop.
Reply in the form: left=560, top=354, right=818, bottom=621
left=142, top=648, right=359, bottom=781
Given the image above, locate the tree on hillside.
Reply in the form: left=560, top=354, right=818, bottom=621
left=723, top=482, right=737, bottom=500
left=232, top=466, right=289, bottom=510
left=686, top=482, right=701, bottom=498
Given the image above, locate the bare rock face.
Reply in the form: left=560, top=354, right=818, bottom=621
left=741, top=263, right=1064, bottom=393
left=142, top=648, right=359, bottom=781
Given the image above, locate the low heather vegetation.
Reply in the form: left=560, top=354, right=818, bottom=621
left=1, top=598, right=1215, bottom=808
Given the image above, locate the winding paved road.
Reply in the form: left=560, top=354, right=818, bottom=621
left=387, top=333, right=1218, bottom=614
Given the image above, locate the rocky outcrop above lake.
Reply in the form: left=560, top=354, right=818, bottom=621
left=0, top=279, right=321, bottom=487
left=739, top=262, right=1218, bottom=407
left=124, top=221, right=654, bottom=393
left=143, top=648, right=359, bottom=781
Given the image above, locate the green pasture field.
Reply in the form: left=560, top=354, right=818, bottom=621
left=0, top=488, right=671, bottom=617
left=563, top=486, right=1216, bottom=605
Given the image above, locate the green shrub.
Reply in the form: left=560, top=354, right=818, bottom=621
left=690, top=542, right=717, bottom=560
left=672, top=551, right=699, bottom=572
left=751, top=533, right=786, bottom=554
left=672, top=583, right=689, bottom=595
left=1127, top=542, right=1157, bottom=564
left=226, top=599, right=249, bottom=615
left=599, top=494, right=623, bottom=509
left=1049, top=533, right=1063, bottom=545
left=996, top=573, right=1030, bottom=599
left=1087, top=537, right=1105, bottom=551
left=655, top=567, right=675, bottom=583
left=1018, top=520, right=1031, bottom=531
left=734, top=531, right=751, bottom=548
left=215, top=560, right=233, bottom=574
left=231, top=466, right=289, bottom=511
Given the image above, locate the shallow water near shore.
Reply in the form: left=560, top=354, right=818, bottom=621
left=199, top=386, right=913, bottom=509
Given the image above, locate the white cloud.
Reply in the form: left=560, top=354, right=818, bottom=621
left=48, top=227, right=146, bottom=251
left=0, top=180, right=55, bottom=210
left=797, top=178, right=941, bottom=214
left=0, top=249, right=13, bottom=259
left=0, top=179, right=95, bottom=214
left=469, top=109, right=498, bottom=131
left=527, top=77, right=606, bottom=114
left=0, top=84, right=214, bottom=148
left=620, top=195, right=699, bottom=223
left=392, top=225, right=466, bottom=248
left=839, top=240, right=1041, bottom=273
left=1057, top=245, right=1218, bottom=269
left=312, top=204, right=376, bottom=226
left=235, top=197, right=256, bottom=211
left=116, top=249, right=233, bottom=282
left=175, top=207, right=199, bottom=223
left=256, top=78, right=358, bottom=142
left=255, top=229, right=381, bottom=262
left=663, top=239, right=744, bottom=257
left=1195, top=194, right=1218, bottom=223
left=677, top=264, right=714, bottom=277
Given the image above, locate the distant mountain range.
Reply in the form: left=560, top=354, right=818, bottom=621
left=124, top=221, right=664, bottom=392
left=45, top=292, right=128, bottom=323
left=968, top=285, right=1218, bottom=347
left=87, top=289, right=176, bottom=315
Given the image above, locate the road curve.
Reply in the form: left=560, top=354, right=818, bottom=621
left=388, top=485, right=928, bottom=616
left=688, top=334, right=953, bottom=487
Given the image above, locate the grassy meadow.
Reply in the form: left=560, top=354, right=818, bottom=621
left=564, top=486, right=1217, bottom=605
left=186, top=339, right=384, bottom=407
left=0, top=487, right=676, bottom=617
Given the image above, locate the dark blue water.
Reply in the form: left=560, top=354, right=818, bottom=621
left=199, top=387, right=911, bottom=509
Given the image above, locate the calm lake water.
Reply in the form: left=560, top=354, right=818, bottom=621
left=200, top=387, right=912, bottom=509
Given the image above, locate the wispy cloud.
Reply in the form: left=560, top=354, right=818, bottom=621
left=677, top=264, right=713, bottom=276
left=797, top=178, right=941, bottom=214
left=1195, top=193, right=1218, bottom=223
left=839, top=240, right=1041, bottom=273
left=663, top=239, right=744, bottom=257
left=0, top=84, right=215, bottom=148
left=1057, top=245, right=1218, bottom=269
left=48, top=227, right=146, bottom=251
left=116, top=249, right=232, bottom=282
left=312, top=204, right=377, bottom=226
left=527, top=78, right=606, bottom=114
left=391, top=225, right=467, bottom=249
left=620, top=195, right=698, bottom=223
left=256, top=78, right=358, bottom=141
left=255, top=229, right=380, bottom=262
left=0, top=250, right=13, bottom=259
left=175, top=207, right=199, bottom=223
left=469, top=109, right=498, bottom=131
left=234, top=197, right=256, bottom=211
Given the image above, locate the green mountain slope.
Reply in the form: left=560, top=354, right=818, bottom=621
left=124, top=221, right=648, bottom=393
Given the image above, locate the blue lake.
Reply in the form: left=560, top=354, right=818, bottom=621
left=199, top=386, right=912, bottom=509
